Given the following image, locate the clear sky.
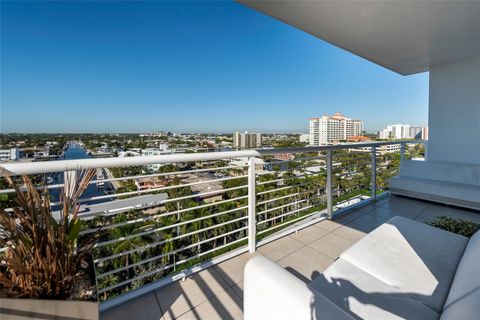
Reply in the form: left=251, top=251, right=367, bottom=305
left=1, top=1, right=429, bottom=134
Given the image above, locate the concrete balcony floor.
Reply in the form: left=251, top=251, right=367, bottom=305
left=101, top=195, right=480, bottom=320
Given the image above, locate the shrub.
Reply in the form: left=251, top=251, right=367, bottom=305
left=0, top=169, right=98, bottom=299
left=428, top=216, right=480, bottom=238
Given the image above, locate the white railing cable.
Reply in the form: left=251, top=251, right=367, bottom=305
left=92, top=201, right=248, bottom=248
left=257, top=211, right=319, bottom=235
left=76, top=184, right=247, bottom=219
left=80, top=198, right=248, bottom=235
left=97, top=236, right=248, bottom=294
left=257, top=199, right=308, bottom=215
left=92, top=210, right=248, bottom=258
left=50, top=175, right=247, bottom=206
left=257, top=205, right=313, bottom=225
left=96, top=226, right=248, bottom=279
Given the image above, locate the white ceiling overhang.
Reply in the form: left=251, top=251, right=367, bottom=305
left=238, top=0, right=480, bottom=75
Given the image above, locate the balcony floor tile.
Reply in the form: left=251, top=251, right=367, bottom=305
left=308, top=232, right=355, bottom=259
left=156, top=268, right=230, bottom=320
left=311, top=219, right=346, bottom=231
left=350, top=211, right=395, bottom=229
left=101, top=292, right=163, bottom=320
left=288, top=224, right=330, bottom=244
left=172, top=288, right=243, bottom=320
left=257, top=235, right=304, bottom=262
left=332, top=224, right=368, bottom=242
left=230, top=281, right=243, bottom=300
left=277, top=245, right=334, bottom=282
left=212, top=252, right=259, bottom=288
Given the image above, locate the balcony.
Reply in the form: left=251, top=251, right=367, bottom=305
left=1, top=2, right=478, bottom=319
left=1, top=141, right=449, bottom=315
left=99, top=195, right=480, bottom=320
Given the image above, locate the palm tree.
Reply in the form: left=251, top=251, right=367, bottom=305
left=180, top=207, right=214, bottom=254
left=161, top=234, right=175, bottom=267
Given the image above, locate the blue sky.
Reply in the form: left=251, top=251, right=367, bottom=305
left=1, top=1, right=429, bottom=134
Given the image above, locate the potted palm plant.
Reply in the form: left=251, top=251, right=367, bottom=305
left=0, top=169, right=99, bottom=320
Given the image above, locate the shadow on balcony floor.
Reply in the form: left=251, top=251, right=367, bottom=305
left=101, top=195, right=480, bottom=320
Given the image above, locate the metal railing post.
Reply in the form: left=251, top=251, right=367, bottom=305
left=326, top=150, right=333, bottom=220
left=371, top=146, right=377, bottom=201
left=247, top=156, right=256, bottom=253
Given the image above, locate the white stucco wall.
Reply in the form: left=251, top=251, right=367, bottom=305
left=428, top=56, right=480, bottom=165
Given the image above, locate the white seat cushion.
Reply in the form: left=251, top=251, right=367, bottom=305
left=310, top=258, right=439, bottom=320
left=339, top=216, right=468, bottom=312
left=244, top=255, right=354, bottom=320
left=443, top=230, right=480, bottom=308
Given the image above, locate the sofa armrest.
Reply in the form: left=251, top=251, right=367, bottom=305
left=244, top=255, right=353, bottom=320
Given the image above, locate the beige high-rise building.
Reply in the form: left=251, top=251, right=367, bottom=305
left=309, top=112, right=364, bottom=146
left=233, top=132, right=262, bottom=149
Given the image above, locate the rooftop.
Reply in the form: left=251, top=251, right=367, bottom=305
left=101, top=195, right=480, bottom=320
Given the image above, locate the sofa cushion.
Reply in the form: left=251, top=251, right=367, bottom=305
left=244, top=255, right=354, bottom=320
left=389, top=176, right=480, bottom=209
left=310, top=258, right=439, bottom=320
left=443, top=230, right=480, bottom=308
left=440, top=287, right=480, bottom=320
left=339, top=216, right=468, bottom=312
left=399, top=160, right=480, bottom=186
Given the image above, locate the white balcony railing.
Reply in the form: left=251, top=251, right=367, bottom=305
left=0, top=140, right=425, bottom=311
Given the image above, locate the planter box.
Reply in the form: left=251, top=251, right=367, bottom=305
left=0, top=298, right=98, bottom=320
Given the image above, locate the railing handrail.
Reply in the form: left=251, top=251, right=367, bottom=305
left=0, top=140, right=424, bottom=176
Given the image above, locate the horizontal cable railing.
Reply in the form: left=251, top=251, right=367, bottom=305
left=0, top=140, right=426, bottom=307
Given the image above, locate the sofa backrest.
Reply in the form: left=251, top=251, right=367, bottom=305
left=400, top=160, right=480, bottom=186
left=442, top=230, right=480, bottom=310
left=440, top=287, right=480, bottom=320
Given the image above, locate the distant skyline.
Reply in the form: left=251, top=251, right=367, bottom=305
left=1, top=1, right=428, bottom=134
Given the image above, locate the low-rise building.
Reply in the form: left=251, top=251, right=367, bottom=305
left=299, top=133, right=310, bottom=144
left=272, top=153, right=295, bottom=161
left=141, top=148, right=176, bottom=172
left=180, top=173, right=224, bottom=203
left=134, top=177, right=168, bottom=191
left=346, top=135, right=372, bottom=143
left=0, top=148, right=20, bottom=161
left=229, top=157, right=265, bottom=172
left=351, top=144, right=401, bottom=154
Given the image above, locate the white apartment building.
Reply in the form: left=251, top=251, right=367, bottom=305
left=0, top=148, right=20, bottom=161
left=309, top=112, right=364, bottom=146
left=233, top=132, right=262, bottom=149
left=409, top=126, right=429, bottom=140
left=378, top=124, right=411, bottom=140
left=378, top=124, right=428, bottom=140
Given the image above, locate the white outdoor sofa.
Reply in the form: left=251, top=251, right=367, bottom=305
left=389, top=160, right=480, bottom=210
left=244, top=216, right=480, bottom=319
